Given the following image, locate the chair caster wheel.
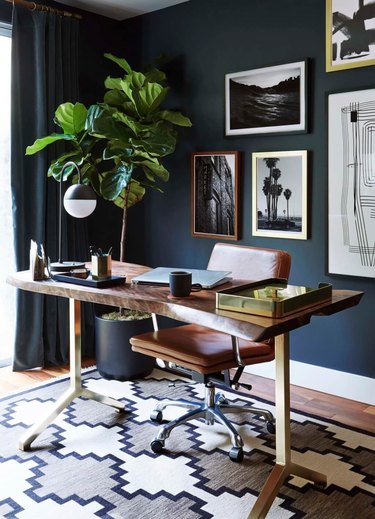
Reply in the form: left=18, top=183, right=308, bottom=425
left=266, top=421, right=276, bottom=434
left=229, top=446, right=244, bottom=462
left=217, top=394, right=228, bottom=405
left=150, top=439, right=165, bottom=453
left=150, top=410, right=163, bottom=423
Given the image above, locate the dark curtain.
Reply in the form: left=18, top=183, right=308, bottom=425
left=11, top=4, right=94, bottom=370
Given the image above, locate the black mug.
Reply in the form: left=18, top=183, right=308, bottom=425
left=169, top=271, right=202, bottom=297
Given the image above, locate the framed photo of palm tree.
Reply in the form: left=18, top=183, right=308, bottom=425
left=252, top=150, right=308, bottom=240
left=326, top=0, right=375, bottom=72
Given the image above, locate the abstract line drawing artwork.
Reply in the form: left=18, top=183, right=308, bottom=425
left=328, top=88, right=375, bottom=278
left=326, top=0, right=375, bottom=71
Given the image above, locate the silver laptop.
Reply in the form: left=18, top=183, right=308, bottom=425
left=132, top=267, right=231, bottom=289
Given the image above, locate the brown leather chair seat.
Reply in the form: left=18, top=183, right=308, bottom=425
left=131, top=325, right=274, bottom=373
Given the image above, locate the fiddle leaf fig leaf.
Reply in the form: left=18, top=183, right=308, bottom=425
left=55, top=102, right=87, bottom=134
left=104, top=53, right=132, bottom=74
left=104, top=141, right=134, bottom=160
left=113, top=179, right=145, bottom=209
left=130, top=71, right=146, bottom=89
left=144, top=68, right=166, bottom=83
left=91, top=114, right=133, bottom=141
left=104, top=76, right=123, bottom=90
left=100, top=163, right=133, bottom=200
left=104, top=89, right=127, bottom=107
left=158, top=109, right=192, bottom=127
left=132, top=122, right=177, bottom=156
left=138, top=159, right=170, bottom=182
left=26, top=133, right=76, bottom=155
left=137, top=82, right=165, bottom=111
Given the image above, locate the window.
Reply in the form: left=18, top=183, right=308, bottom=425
left=0, top=23, right=15, bottom=364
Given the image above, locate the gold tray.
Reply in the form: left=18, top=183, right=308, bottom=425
left=216, top=278, right=332, bottom=317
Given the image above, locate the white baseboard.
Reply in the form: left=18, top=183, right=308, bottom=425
left=245, top=361, right=375, bottom=406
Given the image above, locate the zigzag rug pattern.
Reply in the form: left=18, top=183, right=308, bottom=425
left=1, top=369, right=374, bottom=518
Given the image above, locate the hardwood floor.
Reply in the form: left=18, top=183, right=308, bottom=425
left=0, top=359, right=374, bottom=434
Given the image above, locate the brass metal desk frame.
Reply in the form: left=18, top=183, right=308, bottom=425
left=7, top=263, right=362, bottom=519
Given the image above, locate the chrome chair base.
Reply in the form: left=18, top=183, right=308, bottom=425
left=150, top=381, right=275, bottom=462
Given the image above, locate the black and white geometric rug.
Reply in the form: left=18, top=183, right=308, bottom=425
left=1, top=369, right=374, bottom=518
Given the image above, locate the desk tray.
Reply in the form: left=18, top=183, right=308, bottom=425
left=216, top=278, right=332, bottom=317
left=52, top=273, right=126, bottom=289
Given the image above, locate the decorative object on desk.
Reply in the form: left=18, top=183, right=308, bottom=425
left=225, top=60, right=307, bottom=136
left=216, top=280, right=333, bottom=317
left=191, top=151, right=240, bottom=240
left=1, top=368, right=373, bottom=518
left=326, top=0, right=375, bottom=72
left=328, top=88, right=375, bottom=278
left=252, top=150, right=308, bottom=240
left=29, top=240, right=48, bottom=281
left=91, top=252, right=112, bottom=281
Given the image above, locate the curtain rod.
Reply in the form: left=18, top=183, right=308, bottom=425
left=5, top=0, right=82, bottom=20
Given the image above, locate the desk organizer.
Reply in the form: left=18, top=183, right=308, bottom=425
left=216, top=278, right=332, bottom=317
left=52, top=273, right=126, bottom=289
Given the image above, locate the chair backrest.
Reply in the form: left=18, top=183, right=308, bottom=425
left=207, top=243, right=291, bottom=281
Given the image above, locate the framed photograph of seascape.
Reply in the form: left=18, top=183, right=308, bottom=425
left=252, top=150, right=308, bottom=240
left=328, top=88, right=375, bottom=278
left=192, top=151, right=240, bottom=240
left=225, top=60, right=307, bottom=136
left=326, top=0, right=375, bottom=72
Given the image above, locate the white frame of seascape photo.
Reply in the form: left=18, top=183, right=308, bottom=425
left=225, top=60, right=307, bottom=136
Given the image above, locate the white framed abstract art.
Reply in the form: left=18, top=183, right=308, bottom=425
left=328, top=88, right=375, bottom=278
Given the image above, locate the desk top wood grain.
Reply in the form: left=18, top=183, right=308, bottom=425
left=7, top=261, right=363, bottom=342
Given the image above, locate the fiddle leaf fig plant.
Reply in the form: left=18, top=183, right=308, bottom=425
left=26, top=53, right=192, bottom=261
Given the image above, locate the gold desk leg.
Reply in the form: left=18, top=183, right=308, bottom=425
left=248, top=333, right=327, bottom=519
left=19, top=298, right=126, bottom=451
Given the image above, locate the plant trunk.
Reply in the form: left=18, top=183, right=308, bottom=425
left=120, top=185, right=130, bottom=263
left=119, top=186, right=130, bottom=317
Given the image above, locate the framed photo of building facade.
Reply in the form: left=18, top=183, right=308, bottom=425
left=192, top=151, right=240, bottom=240
left=326, top=0, right=375, bottom=72
left=328, top=88, right=375, bottom=278
left=225, top=60, right=307, bottom=136
left=252, top=150, right=308, bottom=240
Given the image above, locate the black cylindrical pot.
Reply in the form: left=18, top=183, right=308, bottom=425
left=95, top=313, right=155, bottom=381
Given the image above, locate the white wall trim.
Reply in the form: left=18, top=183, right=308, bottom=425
left=245, top=361, right=375, bottom=406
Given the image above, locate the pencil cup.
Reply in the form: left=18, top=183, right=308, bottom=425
left=92, top=255, right=112, bottom=280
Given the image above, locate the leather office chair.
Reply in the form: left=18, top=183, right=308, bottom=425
left=130, top=243, right=291, bottom=462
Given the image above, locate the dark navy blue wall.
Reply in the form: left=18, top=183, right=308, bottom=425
left=121, top=0, right=374, bottom=379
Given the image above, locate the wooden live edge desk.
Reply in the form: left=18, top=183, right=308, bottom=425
left=7, top=261, right=363, bottom=519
